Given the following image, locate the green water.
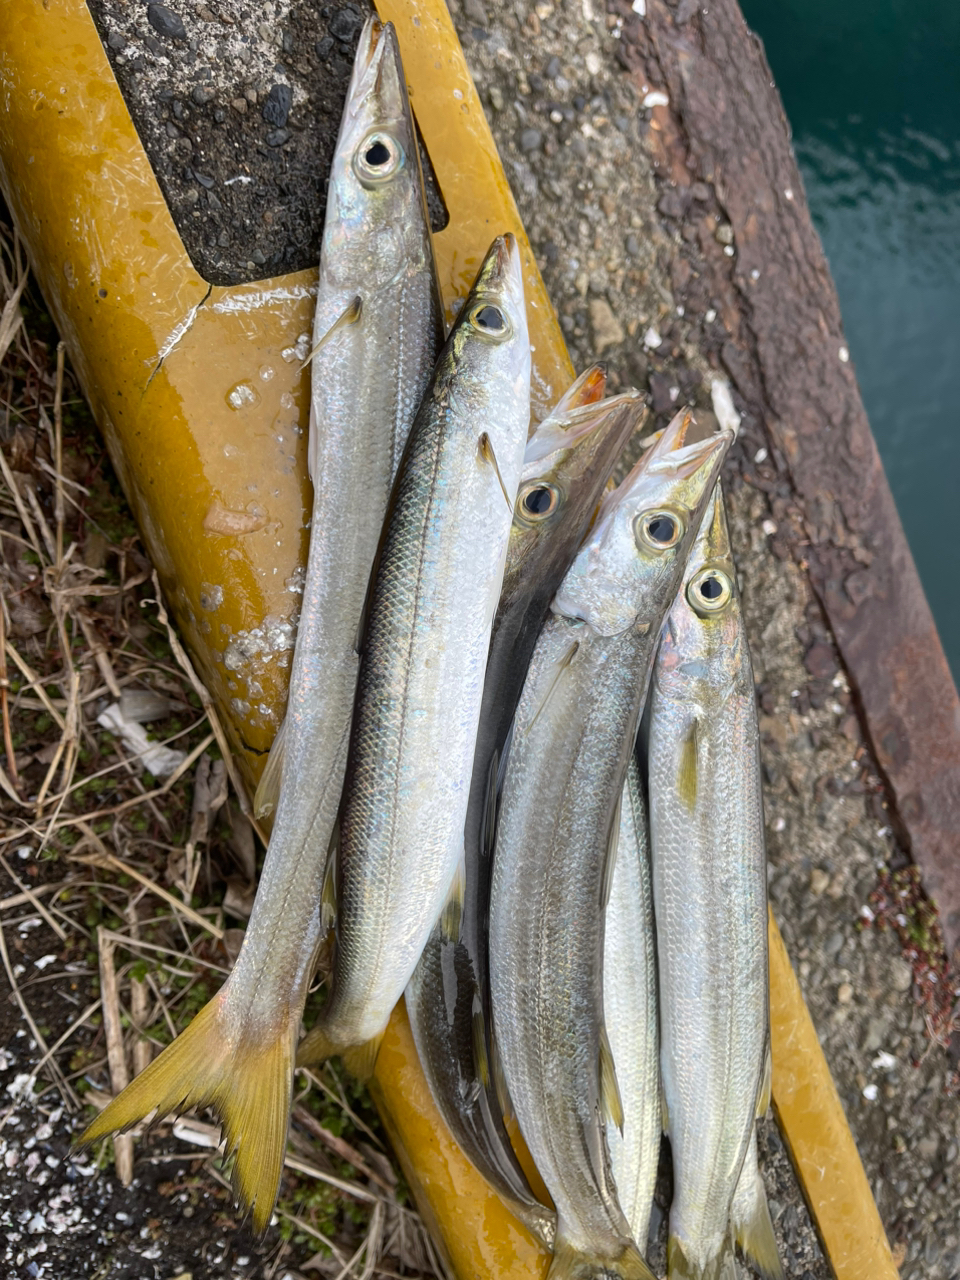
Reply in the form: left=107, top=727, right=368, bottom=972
left=740, top=0, right=960, bottom=684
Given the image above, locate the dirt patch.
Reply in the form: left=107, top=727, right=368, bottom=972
left=86, top=0, right=447, bottom=286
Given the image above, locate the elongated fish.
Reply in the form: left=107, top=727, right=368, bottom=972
left=297, top=234, right=531, bottom=1075
left=649, top=484, right=782, bottom=1280
left=406, top=369, right=644, bottom=1243
left=76, top=17, right=443, bottom=1232
left=490, top=412, right=732, bottom=1280
left=604, top=754, right=659, bottom=1253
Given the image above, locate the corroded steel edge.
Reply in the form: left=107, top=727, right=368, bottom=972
left=0, top=0, right=895, bottom=1276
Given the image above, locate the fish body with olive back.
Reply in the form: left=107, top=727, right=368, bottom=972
left=297, top=234, right=531, bottom=1075
left=406, top=369, right=645, bottom=1243
left=649, top=485, right=782, bottom=1280
left=490, top=412, right=732, bottom=1280
left=76, top=17, right=443, bottom=1232
left=604, top=753, right=659, bottom=1253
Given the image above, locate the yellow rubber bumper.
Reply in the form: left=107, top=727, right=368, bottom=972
left=0, top=1, right=897, bottom=1276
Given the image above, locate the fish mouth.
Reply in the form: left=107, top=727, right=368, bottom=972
left=346, top=15, right=406, bottom=126
left=523, top=389, right=641, bottom=469
left=474, top=233, right=526, bottom=310
left=645, top=408, right=733, bottom=480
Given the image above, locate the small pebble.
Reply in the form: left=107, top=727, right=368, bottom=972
left=262, top=83, right=293, bottom=128
left=520, top=128, right=543, bottom=153
left=146, top=3, right=187, bottom=41
left=329, top=4, right=363, bottom=43
left=837, top=982, right=854, bottom=1005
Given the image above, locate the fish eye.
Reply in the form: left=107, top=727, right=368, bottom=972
left=516, top=481, right=561, bottom=523
left=635, top=508, right=685, bottom=551
left=687, top=566, right=734, bottom=615
left=353, top=131, right=404, bottom=185
left=469, top=304, right=511, bottom=341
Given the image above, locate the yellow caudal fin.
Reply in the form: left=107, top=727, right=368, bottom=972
left=731, top=1138, right=784, bottom=1280
left=549, top=1231, right=656, bottom=1280
left=668, top=1234, right=738, bottom=1280
left=74, top=992, right=296, bottom=1234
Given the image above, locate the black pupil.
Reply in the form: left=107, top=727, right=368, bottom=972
left=700, top=575, right=724, bottom=600
left=475, top=306, right=504, bottom=331
left=523, top=487, right=553, bottom=516
left=647, top=515, right=676, bottom=544
left=365, top=140, right=391, bottom=167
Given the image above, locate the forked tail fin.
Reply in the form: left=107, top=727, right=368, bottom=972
left=668, top=1234, right=738, bottom=1280
left=74, top=991, right=296, bottom=1234
left=731, top=1136, right=784, bottom=1280
left=549, top=1230, right=656, bottom=1280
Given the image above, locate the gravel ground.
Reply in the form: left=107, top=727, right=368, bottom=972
left=2, top=0, right=957, bottom=1276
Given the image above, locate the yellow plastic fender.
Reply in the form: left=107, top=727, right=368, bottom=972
left=0, top=1, right=896, bottom=1276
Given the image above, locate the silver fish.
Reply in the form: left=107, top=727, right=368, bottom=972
left=76, top=16, right=443, bottom=1232
left=406, top=368, right=644, bottom=1243
left=490, top=412, right=732, bottom=1280
left=649, top=484, right=782, bottom=1280
left=604, top=754, right=659, bottom=1253
left=297, top=233, right=531, bottom=1074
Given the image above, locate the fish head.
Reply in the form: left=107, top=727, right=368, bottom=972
left=442, top=234, right=531, bottom=423
left=322, top=17, right=432, bottom=291
left=507, top=388, right=643, bottom=572
left=553, top=409, right=733, bottom=636
left=656, top=483, right=747, bottom=700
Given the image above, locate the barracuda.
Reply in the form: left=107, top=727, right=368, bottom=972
left=649, top=485, right=783, bottom=1280
left=489, top=411, right=732, bottom=1280
left=75, top=16, right=443, bottom=1232
left=406, top=368, right=644, bottom=1243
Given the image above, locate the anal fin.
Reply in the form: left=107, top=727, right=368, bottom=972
left=599, top=1022, right=624, bottom=1135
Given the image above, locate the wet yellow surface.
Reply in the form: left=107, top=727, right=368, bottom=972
left=769, top=912, right=899, bottom=1279
left=0, top=1, right=895, bottom=1276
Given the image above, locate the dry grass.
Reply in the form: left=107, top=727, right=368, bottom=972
left=0, top=211, right=446, bottom=1278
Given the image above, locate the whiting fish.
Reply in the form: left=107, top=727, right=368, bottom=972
left=490, top=411, right=732, bottom=1280
left=76, top=16, right=443, bottom=1232
left=405, top=369, right=644, bottom=1243
left=297, top=234, right=531, bottom=1078
left=649, top=484, right=782, bottom=1280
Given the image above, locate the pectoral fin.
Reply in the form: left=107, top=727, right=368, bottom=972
left=677, top=718, right=699, bottom=812
left=253, top=714, right=288, bottom=820
left=478, top=431, right=513, bottom=514
left=440, top=855, right=466, bottom=944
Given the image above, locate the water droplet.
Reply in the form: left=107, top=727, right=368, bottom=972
left=259, top=365, right=275, bottom=381
left=280, top=391, right=296, bottom=410
left=226, top=382, right=260, bottom=410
